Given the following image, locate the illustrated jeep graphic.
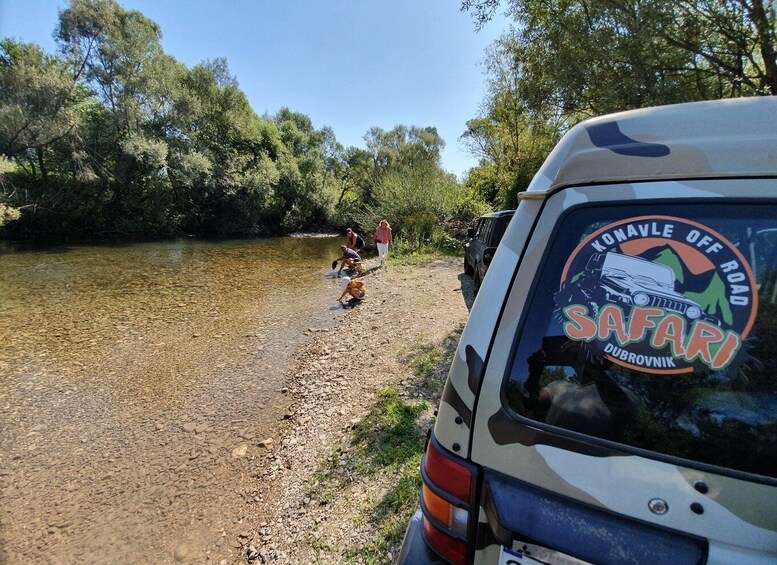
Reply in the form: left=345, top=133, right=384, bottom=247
left=583, top=252, right=704, bottom=319
left=556, top=251, right=724, bottom=328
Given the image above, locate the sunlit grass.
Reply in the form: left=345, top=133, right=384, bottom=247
left=387, top=250, right=453, bottom=268
left=351, top=388, right=427, bottom=471
left=305, top=325, right=464, bottom=563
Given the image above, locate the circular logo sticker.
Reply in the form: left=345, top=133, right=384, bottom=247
left=555, top=215, right=758, bottom=374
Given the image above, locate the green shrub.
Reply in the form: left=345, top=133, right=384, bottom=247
left=352, top=164, right=489, bottom=255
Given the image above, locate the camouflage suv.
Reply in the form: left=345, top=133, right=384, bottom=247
left=398, top=97, right=777, bottom=565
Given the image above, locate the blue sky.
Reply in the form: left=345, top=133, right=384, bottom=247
left=0, top=0, right=509, bottom=178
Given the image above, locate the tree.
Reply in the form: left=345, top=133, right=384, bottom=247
left=351, top=123, right=488, bottom=251
left=462, top=0, right=777, bottom=102
left=272, top=108, right=342, bottom=230
left=364, top=125, right=445, bottom=171
left=55, top=0, right=184, bottom=230
left=0, top=39, right=83, bottom=182
left=460, top=39, right=561, bottom=207
left=460, top=0, right=775, bottom=206
left=172, top=59, right=284, bottom=234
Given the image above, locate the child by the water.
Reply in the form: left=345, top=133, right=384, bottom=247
left=337, top=276, right=366, bottom=304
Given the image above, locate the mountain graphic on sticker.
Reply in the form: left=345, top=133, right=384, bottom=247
left=647, top=246, right=733, bottom=325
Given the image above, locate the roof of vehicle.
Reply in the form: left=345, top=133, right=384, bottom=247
left=480, top=209, right=515, bottom=218
left=524, top=96, right=777, bottom=196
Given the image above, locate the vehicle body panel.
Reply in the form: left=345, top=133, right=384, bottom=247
left=406, top=97, right=777, bottom=565
left=465, top=181, right=777, bottom=562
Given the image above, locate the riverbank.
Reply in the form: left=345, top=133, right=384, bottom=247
left=0, top=247, right=472, bottom=564
left=232, top=256, right=474, bottom=564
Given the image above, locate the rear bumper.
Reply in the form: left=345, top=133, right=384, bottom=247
left=397, top=510, right=447, bottom=564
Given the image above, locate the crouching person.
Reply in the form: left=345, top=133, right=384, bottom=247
left=338, top=276, right=366, bottom=304
left=337, top=245, right=364, bottom=276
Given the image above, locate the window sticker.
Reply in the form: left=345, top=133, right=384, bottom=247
left=555, top=215, right=758, bottom=374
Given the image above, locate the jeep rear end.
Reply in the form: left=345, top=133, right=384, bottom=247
left=399, top=97, right=777, bottom=565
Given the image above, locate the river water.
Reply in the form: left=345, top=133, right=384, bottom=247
left=0, top=236, right=345, bottom=563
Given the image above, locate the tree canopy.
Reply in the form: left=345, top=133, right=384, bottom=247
left=0, top=0, right=481, bottom=243
left=460, top=0, right=776, bottom=208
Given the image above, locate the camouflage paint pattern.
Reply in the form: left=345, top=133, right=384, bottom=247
left=528, top=96, right=777, bottom=195
left=433, top=97, right=777, bottom=565
left=435, top=199, right=542, bottom=459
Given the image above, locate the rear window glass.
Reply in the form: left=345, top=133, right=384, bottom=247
left=474, top=219, right=485, bottom=239
left=505, top=202, right=777, bottom=478
left=480, top=219, right=494, bottom=244
left=493, top=216, right=512, bottom=246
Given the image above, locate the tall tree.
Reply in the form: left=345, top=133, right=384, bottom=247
left=462, top=0, right=777, bottom=103
left=173, top=59, right=283, bottom=234
left=460, top=0, right=775, bottom=206
left=272, top=108, right=342, bottom=230
left=364, top=125, right=445, bottom=171
left=0, top=39, right=83, bottom=182
left=56, top=0, right=181, bottom=229
left=460, top=38, right=561, bottom=207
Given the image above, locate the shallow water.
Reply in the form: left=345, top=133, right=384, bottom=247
left=0, top=236, right=345, bottom=563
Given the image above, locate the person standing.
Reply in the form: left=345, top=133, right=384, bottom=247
left=374, top=219, right=393, bottom=267
left=345, top=228, right=365, bottom=254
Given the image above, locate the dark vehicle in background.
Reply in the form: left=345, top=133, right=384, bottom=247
left=463, top=210, right=514, bottom=292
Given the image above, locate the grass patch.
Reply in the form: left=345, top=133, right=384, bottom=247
left=346, top=471, right=423, bottom=562
left=386, top=238, right=464, bottom=268
left=387, top=250, right=451, bottom=268
left=405, top=324, right=464, bottom=395
left=307, top=326, right=465, bottom=563
left=351, top=388, right=427, bottom=473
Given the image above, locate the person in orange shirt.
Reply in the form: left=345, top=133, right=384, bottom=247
left=337, top=276, right=366, bottom=304
left=374, top=219, right=393, bottom=267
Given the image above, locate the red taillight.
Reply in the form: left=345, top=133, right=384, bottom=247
left=422, top=513, right=467, bottom=565
left=420, top=438, right=474, bottom=565
left=425, top=438, right=471, bottom=501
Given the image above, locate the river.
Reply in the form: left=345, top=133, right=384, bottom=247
left=0, top=235, right=345, bottom=563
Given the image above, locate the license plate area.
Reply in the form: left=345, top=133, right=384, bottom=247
left=499, top=543, right=593, bottom=565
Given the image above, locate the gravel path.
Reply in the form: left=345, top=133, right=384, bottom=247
left=234, top=258, right=474, bottom=564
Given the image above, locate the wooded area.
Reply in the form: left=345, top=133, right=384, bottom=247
left=1, top=0, right=774, bottom=243
left=460, top=0, right=776, bottom=209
